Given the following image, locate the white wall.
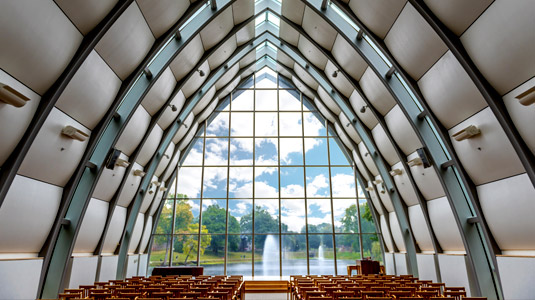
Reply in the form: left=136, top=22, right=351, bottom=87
left=497, top=256, right=535, bottom=300
left=0, top=259, right=42, bottom=300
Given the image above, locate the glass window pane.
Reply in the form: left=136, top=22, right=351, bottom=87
left=204, top=138, right=228, bottom=165
left=229, top=199, right=253, bottom=234
left=362, top=234, right=383, bottom=263
left=308, top=234, right=334, bottom=275
left=255, top=138, right=278, bottom=165
left=255, top=113, right=278, bottom=136
left=231, top=112, right=253, bottom=136
left=172, top=235, right=198, bottom=266
left=331, top=167, right=356, bottom=197
left=280, top=138, right=303, bottom=165
left=254, top=200, right=279, bottom=234
left=227, top=234, right=252, bottom=276
left=280, top=167, right=305, bottom=198
left=229, top=167, right=253, bottom=198
left=200, top=235, right=225, bottom=275
left=256, top=67, right=277, bottom=88
left=206, top=112, right=229, bottom=136
left=255, top=90, right=277, bottom=111
left=230, top=138, right=253, bottom=165
left=174, top=199, right=199, bottom=234
left=306, top=167, right=330, bottom=198
left=329, top=138, right=350, bottom=165
left=304, top=138, right=328, bottom=165
left=335, top=234, right=361, bottom=274
left=279, top=112, right=302, bottom=136
left=359, top=200, right=376, bottom=233
left=281, top=199, right=306, bottom=233
left=333, top=199, right=359, bottom=233
left=307, top=198, right=332, bottom=233
left=177, top=168, right=203, bottom=198
left=255, top=166, right=278, bottom=198
left=279, top=89, right=301, bottom=111
left=155, top=200, right=174, bottom=234
left=150, top=235, right=171, bottom=269
left=201, top=199, right=227, bottom=234
left=282, top=234, right=307, bottom=275
left=218, top=96, right=230, bottom=111
left=254, top=234, right=280, bottom=276
left=303, top=112, right=326, bottom=136
left=202, top=167, right=227, bottom=198
left=182, top=138, right=204, bottom=166
left=232, top=90, right=253, bottom=110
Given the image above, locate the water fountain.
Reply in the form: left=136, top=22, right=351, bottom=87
left=318, top=244, right=325, bottom=261
left=262, top=235, right=279, bottom=276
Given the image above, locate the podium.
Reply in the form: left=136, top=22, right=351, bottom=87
left=357, top=259, right=380, bottom=275
left=152, top=266, right=204, bottom=276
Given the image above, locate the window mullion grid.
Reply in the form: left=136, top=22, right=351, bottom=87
left=300, top=91, right=311, bottom=275
left=251, top=72, right=256, bottom=276
left=326, top=126, right=338, bottom=275
left=197, top=125, right=207, bottom=266
left=224, top=100, right=232, bottom=275
left=277, top=76, right=283, bottom=277
left=169, top=170, right=178, bottom=267
left=354, top=168, right=364, bottom=259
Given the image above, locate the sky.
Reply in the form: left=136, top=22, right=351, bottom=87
left=173, top=69, right=365, bottom=233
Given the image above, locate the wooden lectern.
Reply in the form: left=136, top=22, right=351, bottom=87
left=357, top=259, right=380, bottom=275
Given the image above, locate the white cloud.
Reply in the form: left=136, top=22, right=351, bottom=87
left=281, top=184, right=305, bottom=198
left=331, top=173, right=356, bottom=197
left=306, top=174, right=329, bottom=197
left=254, top=181, right=278, bottom=198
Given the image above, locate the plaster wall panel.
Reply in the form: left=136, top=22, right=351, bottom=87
left=0, top=0, right=82, bottom=94
left=301, top=7, right=337, bottom=51
left=407, top=151, right=445, bottom=200
left=67, top=256, right=98, bottom=289
left=279, top=21, right=300, bottom=47
left=116, top=162, right=144, bottom=207
left=281, top=0, right=305, bottom=25
left=416, top=254, right=438, bottom=282
left=427, top=197, right=464, bottom=252
left=172, top=113, right=194, bottom=144
left=239, top=51, right=256, bottom=68
left=177, top=122, right=199, bottom=151
left=477, top=174, right=535, bottom=251
left=73, top=198, right=109, bottom=253
left=155, top=143, right=175, bottom=177
left=317, top=87, right=341, bottom=116
left=56, top=50, right=121, bottom=130
left=358, top=142, right=379, bottom=176
left=192, top=86, right=216, bottom=115
left=359, top=68, right=396, bottom=115
left=352, top=150, right=370, bottom=181
left=502, top=77, right=535, bottom=154
left=140, top=179, right=158, bottom=214
left=197, top=98, right=218, bottom=123
left=325, top=61, right=353, bottom=98
left=371, top=125, right=399, bottom=165
left=375, top=176, right=393, bottom=213
left=56, top=0, right=118, bottom=35
left=138, top=254, right=148, bottom=276
left=139, top=217, right=153, bottom=253
left=97, top=255, right=118, bottom=282
left=115, top=106, right=151, bottom=156
left=293, top=78, right=314, bottom=101
left=158, top=90, right=186, bottom=130
left=93, top=152, right=128, bottom=202
left=388, top=213, right=406, bottom=252
left=497, top=256, right=535, bottom=300
left=461, top=1, right=535, bottom=95
left=277, top=51, right=294, bottom=70
left=417, top=51, right=487, bottom=129
left=162, top=148, right=181, bottom=181
left=232, top=0, right=254, bottom=25
left=297, top=37, right=328, bottom=70
left=384, top=253, right=395, bottom=275
left=141, top=67, right=177, bottom=116
left=438, top=255, right=471, bottom=296
left=348, top=89, right=378, bottom=129
left=95, top=3, right=155, bottom=80
left=423, top=0, right=493, bottom=36
left=236, top=22, right=255, bottom=46
left=182, top=61, right=211, bottom=99
left=339, top=113, right=361, bottom=144
left=208, top=36, right=237, bottom=70
left=314, top=98, right=336, bottom=124
left=408, top=205, right=434, bottom=252
left=136, top=0, right=189, bottom=38
left=128, top=214, right=145, bottom=254
left=368, top=182, right=385, bottom=216
left=200, top=7, right=233, bottom=51
left=0, top=259, right=42, bottom=300
left=149, top=186, right=166, bottom=216
left=394, top=253, right=408, bottom=275
left=449, top=107, right=524, bottom=185
left=169, top=35, right=204, bottom=81
left=384, top=105, right=422, bottom=155
left=126, top=254, right=140, bottom=277
left=136, top=125, right=164, bottom=167
left=101, top=206, right=127, bottom=254
left=0, top=175, right=61, bottom=253
left=348, top=0, right=407, bottom=39
left=391, top=162, right=418, bottom=206
left=380, top=215, right=394, bottom=252
left=18, top=108, right=90, bottom=186
left=294, top=64, right=319, bottom=91
left=331, top=35, right=367, bottom=81
left=335, top=122, right=355, bottom=151
left=0, top=70, right=40, bottom=166
left=215, top=64, right=240, bottom=91
left=384, top=3, right=447, bottom=80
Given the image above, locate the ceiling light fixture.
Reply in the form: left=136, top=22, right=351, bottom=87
left=360, top=105, right=368, bottom=113
left=196, top=69, right=205, bottom=77
left=169, top=104, right=178, bottom=112
left=332, top=70, right=339, bottom=78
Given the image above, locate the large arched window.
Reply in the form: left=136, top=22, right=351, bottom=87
left=149, top=67, right=382, bottom=276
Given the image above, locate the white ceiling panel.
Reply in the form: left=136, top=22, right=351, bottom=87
left=192, top=86, right=216, bottom=115
left=325, top=60, right=353, bottom=98
left=301, top=7, right=337, bottom=51
left=297, top=36, right=328, bottom=70
left=277, top=50, right=294, bottom=69
left=317, top=87, right=342, bottom=115
left=371, top=124, right=400, bottom=165
left=293, top=63, right=319, bottom=91
left=359, top=67, right=396, bottom=115
left=182, top=61, right=211, bottom=98
left=502, top=77, right=535, bottom=154
left=281, top=0, right=305, bottom=25
left=348, top=90, right=378, bottom=129
left=339, top=112, right=362, bottom=144
left=200, top=7, right=234, bottom=50
left=208, top=35, right=237, bottom=70
left=215, top=64, right=240, bottom=90
left=56, top=0, right=118, bottom=35
left=141, top=67, right=176, bottom=116
left=232, top=0, right=254, bottom=25
left=348, top=0, right=407, bottom=39
left=158, top=90, right=185, bottom=130
left=314, top=97, right=336, bottom=124
left=136, top=0, right=190, bottom=38
left=169, top=35, right=204, bottom=81
left=236, top=22, right=255, bottom=46
left=279, top=21, right=300, bottom=47
left=331, top=35, right=368, bottom=81
left=384, top=105, right=422, bottom=155
left=424, top=0, right=493, bottom=36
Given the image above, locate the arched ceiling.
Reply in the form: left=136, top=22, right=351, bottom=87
left=0, top=1, right=534, bottom=299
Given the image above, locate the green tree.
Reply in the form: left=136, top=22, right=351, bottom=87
left=241, top=206, right=279, bottom=249
left=339, top=204, right=360, bottom=253
left=175, top=224, right=211, bottom=264
left=201, top=204, right=240, bottom=254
